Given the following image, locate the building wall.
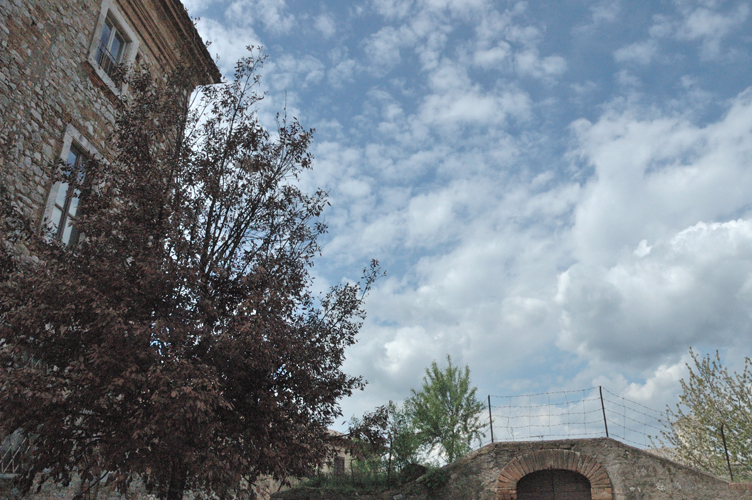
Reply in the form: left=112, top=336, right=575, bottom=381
left=0, top=0, right=218, bottom=225
left=0, top=0, right=217, bottom=493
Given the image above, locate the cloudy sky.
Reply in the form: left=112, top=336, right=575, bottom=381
left=183, top=0, right=752, bottom=436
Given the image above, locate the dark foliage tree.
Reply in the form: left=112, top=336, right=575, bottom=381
left=406, top=356, right=485, bottom=464
left=0, top=52, right=380, bottom=500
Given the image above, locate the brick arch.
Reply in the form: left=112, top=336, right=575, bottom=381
left=497, top=449, right=613, bottom=500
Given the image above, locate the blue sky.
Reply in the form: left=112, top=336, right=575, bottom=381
left=184, top=0, right=752, bottom=433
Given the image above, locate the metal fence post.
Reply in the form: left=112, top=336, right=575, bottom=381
left=488, top=395, right=494, bottom=444
left=721, top=423, right=734, bottom=481
left=599, top=386, right=609, bottom=438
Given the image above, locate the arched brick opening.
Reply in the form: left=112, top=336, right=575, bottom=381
left=497, top=449, right=613, bottom=500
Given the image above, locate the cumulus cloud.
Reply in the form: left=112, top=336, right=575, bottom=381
left=591, top=0, right=621, bottom=24
left=363, top=25, right=418, bottom=73
left=193, top=18, right=263, bottom=76
left=570, top=88, right=752, bottom=265
left=226, top=0, right=296, bottom=34
left=614, top=40, right=657, bottom=65
left=557, top=219, right=752, bottom=366
left=515, top=51, right=567, bottom=79
left=311, top=13, right=335, bottom=38
left=675, top=4, right=749, bottom=58
left=187, top=0, right=752, bottom=428
left=647, top=1, right=750, bottom=60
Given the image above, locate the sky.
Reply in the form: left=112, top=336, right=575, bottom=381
left=183, top=0, right=752, bottom=440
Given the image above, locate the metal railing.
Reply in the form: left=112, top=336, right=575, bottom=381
left=95, top=40, right=120, bottom=79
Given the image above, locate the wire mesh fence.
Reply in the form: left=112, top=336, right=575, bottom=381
left=477, top=386, right=666, bottom=450
left=0, top=429, right=32, bottom=476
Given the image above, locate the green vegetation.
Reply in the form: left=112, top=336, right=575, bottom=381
left=407, top=355, right=487, bottom=463
left=659, top=349, right=752, bottom=481
left=288, top=356, right=485, bottom=497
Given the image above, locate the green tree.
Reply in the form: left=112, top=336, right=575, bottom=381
left=386, top=401, right=422, bottom=472
left=406, top=356, right=486, bottom=463
left=347, top=401, right=420, bottom=479
left=658, top=349, right=752, bottom=481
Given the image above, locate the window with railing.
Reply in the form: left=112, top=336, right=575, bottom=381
left=87, top=1, right=139, bottom=94
left=95, top=15, right=126, bottom=79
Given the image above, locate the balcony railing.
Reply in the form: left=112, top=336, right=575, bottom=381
left=95, top=40, right=120, bottom=80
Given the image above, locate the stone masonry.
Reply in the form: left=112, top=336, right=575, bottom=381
left=0, top=0, right=218, bottom=495
left=0, top=0, right=220, bottom=224
left=428, top=438, right=752, bottom=500
left=278, top=438, right=752, bottom=500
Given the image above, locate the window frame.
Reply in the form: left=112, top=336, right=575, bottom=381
left=87, top=0, right=140, bottom=95
left=43, top=125, right=103, bottom=246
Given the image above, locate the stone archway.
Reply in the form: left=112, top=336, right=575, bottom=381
left=497, top=449, right=613, bottom=500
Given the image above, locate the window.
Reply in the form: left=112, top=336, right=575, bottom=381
left=333, top=456, right=345, bottom=475
left=49, top=145, right=86, bottom=245
left=95, top=15, right=127, bottom=79
left=87, top=0, right=139, bottom=94
left=44, top=125, right=102, bottom=246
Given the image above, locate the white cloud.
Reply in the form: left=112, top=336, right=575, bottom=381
left=676, top=4, right=749, bottom=57
left=182, top=0, right=211, bottom=15
left=557, top=219, right=752, bottom=366
left=614, top=40, right=657, bottom=65
left=472, top=44, right=512, bottom=68
left=647, top=1, right=750, bottom=60
left=515, top=51, right=567, bottom=79
left=371, top=0, right=415, bottom=20
left=314, top=13, right=337, bottom=38
left=591, top=0, right=621, bottom=24
left=265, top=54, right=325, bottom=91
left=569, top=87, right=752, bottom=265
left=226, top=0, right=296, bottom=34
left=194, top=18, right=263, bottom=76
left=363, top=25, right=418, bottom=73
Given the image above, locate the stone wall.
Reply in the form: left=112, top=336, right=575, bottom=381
left=276, top=438, right=752, bottom=500
left=428, top=438, right=752, bottom=500
left=0, top=0, right=218, bottom=224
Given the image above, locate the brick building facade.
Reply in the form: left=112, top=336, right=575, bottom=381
left=0, top=0, right=220, bottom=236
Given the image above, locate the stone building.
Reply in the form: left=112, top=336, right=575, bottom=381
left=0, top=0, right=218, bottom=493
left=0, top=0, right=220, bottom=242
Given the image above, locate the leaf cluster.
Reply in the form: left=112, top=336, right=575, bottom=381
left=657, top=349, right=752, bottom=481
left=406, top=355, right=486, bottom=464
left=0, top=50, right=381, bottom=499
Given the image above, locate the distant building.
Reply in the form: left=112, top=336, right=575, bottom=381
left=0, top=0, right=220, bottom=243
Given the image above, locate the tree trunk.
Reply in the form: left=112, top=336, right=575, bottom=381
left=164, top=465, right=187, bottom=500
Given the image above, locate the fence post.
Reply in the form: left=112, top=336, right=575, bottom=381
left=599, top=386, right=609, bottom=438
left=488, top=395, right=494, bottom=444
left=721, top=423, right=734, bottom=481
